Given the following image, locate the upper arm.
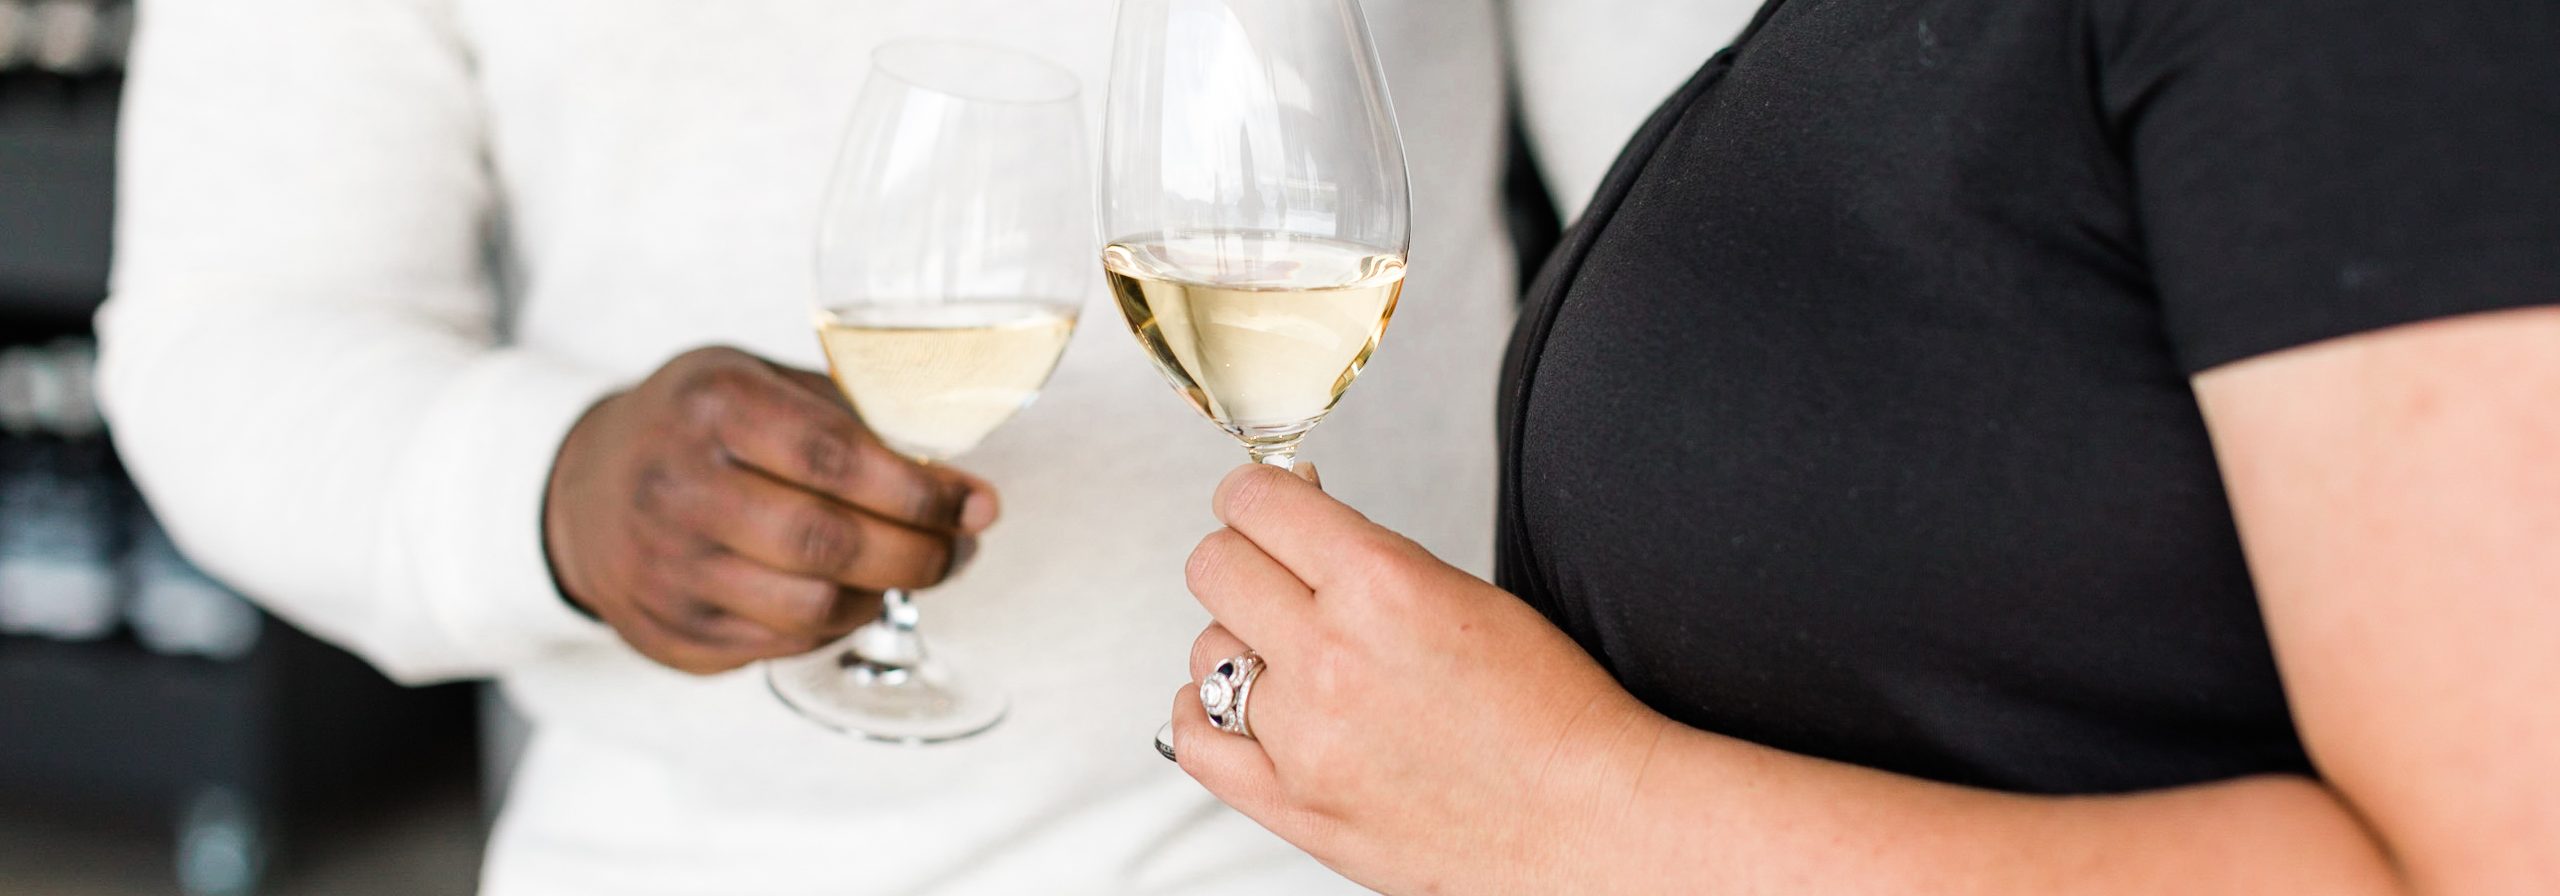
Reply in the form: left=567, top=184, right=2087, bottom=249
left=2196, top=307, right=2560, bottom=893
left=114, top=0, right=493, bottom=302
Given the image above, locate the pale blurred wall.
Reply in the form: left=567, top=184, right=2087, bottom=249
left=1510, top=0, right=1764, bottom=222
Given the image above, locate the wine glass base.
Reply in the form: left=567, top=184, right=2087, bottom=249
left=765, top=643, right=1007, bottom=745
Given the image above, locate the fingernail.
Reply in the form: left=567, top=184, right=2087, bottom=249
left=960, top=489, right=999, bottom=531
left=1296, top=462, right=1322, bottom=487
left=946, top=535, right=980, bottom=578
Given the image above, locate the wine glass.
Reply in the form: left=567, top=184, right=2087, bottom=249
left=765, top=40, right=1089, bottom=745
left=1100, top=0, right=1411, bottom=757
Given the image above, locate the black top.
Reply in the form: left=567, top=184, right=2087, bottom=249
left=1498, top=0, right=2560, bottom=794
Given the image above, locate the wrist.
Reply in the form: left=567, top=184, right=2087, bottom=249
left=539, top=392, right=618, bottom=619
left=1508, top=697, right=1681, bottom=895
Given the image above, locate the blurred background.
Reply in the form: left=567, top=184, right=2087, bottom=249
left=2, top=2, right=487, bottom=893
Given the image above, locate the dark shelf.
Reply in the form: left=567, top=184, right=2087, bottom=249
left=0, top=74, right=120, bottom=326
left=0, top=632, right=263, bottom=809
left=0, top=621, right=475, bottom=818
left=1, top=617, right=478, bottom=896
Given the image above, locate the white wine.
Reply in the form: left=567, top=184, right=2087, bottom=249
left=1102, top=233, right=1404, bottom=451
left=813, top=302, right=1078, bottom=460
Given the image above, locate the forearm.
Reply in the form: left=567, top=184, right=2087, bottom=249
left=100, top=296, right=617, bottom=681
left=1553, top=721, right=2402, bottom=895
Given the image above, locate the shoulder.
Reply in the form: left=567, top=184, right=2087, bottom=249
left=2088, top=0, right=2554, bottom=90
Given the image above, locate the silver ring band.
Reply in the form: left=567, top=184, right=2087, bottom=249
left=1200, top=652, right=1264, bottom=740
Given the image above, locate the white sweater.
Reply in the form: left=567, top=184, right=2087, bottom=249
left=99, top=1, right=1511, bottom=893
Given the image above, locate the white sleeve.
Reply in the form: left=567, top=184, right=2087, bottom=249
left=97, top=0, right=625, bottom=683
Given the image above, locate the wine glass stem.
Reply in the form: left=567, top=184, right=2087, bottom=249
left=1247, top=444, right=1298, bottom=470
left=880, top=588, right=920, bottom=634
left=845, top=588, right=928, bottom=672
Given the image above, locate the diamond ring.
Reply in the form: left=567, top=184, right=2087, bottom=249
left=1200, top=652, right=1265, bottom=740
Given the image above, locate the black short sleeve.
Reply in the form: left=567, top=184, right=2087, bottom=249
left=2098, top=0, right=2560, bottom=373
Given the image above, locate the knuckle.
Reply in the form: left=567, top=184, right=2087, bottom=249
left=674, top=371, right=742, bottom=427
left=631, top=461, right=685, bottom=516
left=1218, top=466, right=1281, bottom=521
left=800, top=430, right=860, bottom=485
left=1344, top=537, right=1416, bottom=594
left=1183, top=530, right=1242, bottom=596
left=791, top=509, right=862, bottom=572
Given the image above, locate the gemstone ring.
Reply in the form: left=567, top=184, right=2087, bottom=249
left=1201, top=652, right=1265, bottom=740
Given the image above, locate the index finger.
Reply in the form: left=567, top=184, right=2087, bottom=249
left=711, top=363, right=998, bottom=534
left=1212, top=463, right=1402, bottom=589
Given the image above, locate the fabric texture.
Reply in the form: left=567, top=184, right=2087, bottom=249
left=1499, top=0, right=2559, bottom=795
left=101, top=0, right=1515, bottom=891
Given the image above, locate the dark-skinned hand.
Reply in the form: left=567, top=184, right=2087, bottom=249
left=542, top=346, right=997, bottom=674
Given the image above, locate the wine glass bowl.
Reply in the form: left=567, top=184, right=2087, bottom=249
left=1101, top=0, right=1412, bottom=470
left=1101, top=234, right=1404, bottom=461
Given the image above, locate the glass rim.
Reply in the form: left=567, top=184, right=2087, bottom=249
left=869, top=38, right=1082, bottom=107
